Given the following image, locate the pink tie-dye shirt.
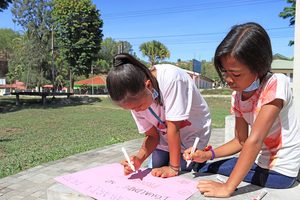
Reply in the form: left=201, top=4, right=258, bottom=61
left=231, top=73, right=300, bottom=177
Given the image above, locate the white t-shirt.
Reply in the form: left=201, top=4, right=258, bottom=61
left=131, top=64, right=211, bottom=152
left=231, top=73, right=300, bottom=177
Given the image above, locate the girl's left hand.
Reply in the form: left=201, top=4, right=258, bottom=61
left=197, top=180, right=234, bottom=198
left=151, top=166, right=178, bottom=178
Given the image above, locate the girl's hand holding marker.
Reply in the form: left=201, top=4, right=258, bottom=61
left=121, top=147, right=137, bottom=175
left=186, top=137, right=200, bottom=168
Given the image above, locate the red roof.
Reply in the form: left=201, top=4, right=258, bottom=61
left=0, top=81, right=26, bottom=90
left=43, top=84, right=53, bottom=88
left=74, top=76, right=106, bottom=86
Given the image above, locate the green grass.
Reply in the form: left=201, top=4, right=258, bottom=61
left=205, top=97, right=231, bottom=128
left=201, top=88, right=233, bottom=95
left=0, top=95, right=230, bottom=178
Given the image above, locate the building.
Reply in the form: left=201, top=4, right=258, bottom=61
left=271, top=59, right=293, bottom=84
left=74, top=76, right=107, bottom=95
left=181, top=68, right=214, bottom=89
left=0, top=80, right=26, bottom=95
left=0, top=52, right=9, bottom=95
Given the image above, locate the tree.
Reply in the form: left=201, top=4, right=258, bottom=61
left=7, top=34, right=49, bottom=88
left=53, top=56, right=69, bottom=90
left=98, top=38, right=118, bottom=71
left=279, top=0, right=296, bottom=46
left=7, top=36, right=28, bottom=84
left=201, top=60, right=220, bottom=82
left=0, top=28, right=20, bottom=55
left=176, top=60, right=192, bottom=71
left=117, top=41, right=133, bottom=54
left=94, top=59, right=110, bottom=74
left=175, top=59, right=220, bottom=83
left=139, top=40, right=170, bottom=65
left=0, top=0, right=12, bottom=12
left=97, top=38, right=133, bottom=73
left=52, top=0, right=103, bottom=92
left=11, top=0, right=53, bottom=90
left=12, top=0, right=52, bottom=44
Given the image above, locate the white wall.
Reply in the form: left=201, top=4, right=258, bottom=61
left=0, top=78, right=6, bottom=96
left=294, top=1, right=300, bottom=121
left=0, top=78, right=5, bottom=85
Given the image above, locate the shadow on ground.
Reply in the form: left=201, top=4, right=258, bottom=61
left=0, top=96, right=102, bottom=113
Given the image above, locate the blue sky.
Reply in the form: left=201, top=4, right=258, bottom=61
left=0, top=0, right=295, bottom=62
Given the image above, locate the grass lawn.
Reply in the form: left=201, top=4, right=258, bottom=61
left=201, top=88, right=232, bottom=95
left=0, top=95, right=230, bottom=178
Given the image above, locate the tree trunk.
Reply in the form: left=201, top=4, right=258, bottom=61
left=68, top=68, right=74, bottom=93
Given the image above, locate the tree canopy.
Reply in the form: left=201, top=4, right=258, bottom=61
left=0, top=28, right=20, bottom=54
left=0, top=0, right=12, bottom=12
left=52, top=0, right=103, bottom=91
left=96, top=38, right=132, bottom=73
left=279, top=0, right=296, bottom=46
left=139, top=40, right=170, bottom=66
left=10, top=0, right=52, bottom=89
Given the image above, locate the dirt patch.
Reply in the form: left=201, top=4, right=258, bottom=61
left=0, top=147, right=5, bottom=159
left=0, top=127, right=21, bottom=137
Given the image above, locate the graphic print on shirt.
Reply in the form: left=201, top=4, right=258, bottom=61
left=232, top=74, right=283, bottom=170
left=259, top=77, right=282, bottom=168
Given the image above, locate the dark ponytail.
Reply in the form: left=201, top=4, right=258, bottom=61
left=107, top=53, right=162, bottom=105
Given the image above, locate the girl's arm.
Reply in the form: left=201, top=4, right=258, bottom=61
left=136, top=126, right=160, bottom=163
left=121, top=126, right=159, bottom=175
left=225, top=99, right=283, bottom=191
left=166, top=120, right=181, bottom=169
left=199, top=99, right=283, bottom=197
left=184, top=117, right=247, bottom=163
left=151, top=120, right=182, bottom=178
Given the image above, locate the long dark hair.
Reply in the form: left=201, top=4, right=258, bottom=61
left=214, top=22, right=272, bottom=82
left=106, top=53, right=162, bottom=105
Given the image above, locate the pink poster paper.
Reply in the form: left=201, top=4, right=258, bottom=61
left=55, top=163, right=198, bottom=200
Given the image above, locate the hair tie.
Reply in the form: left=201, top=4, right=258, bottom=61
left=113, top=53, right=132, bottom=67
left=113, top=59, right=123, bottom=68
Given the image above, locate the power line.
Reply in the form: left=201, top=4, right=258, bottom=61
left=130, top=35, right=295, bottom=47
left=103, top=0, right=279, bottom=20
left=104, top=0, right=277, bottom=17
left=114, top=26, right=294, bottom=40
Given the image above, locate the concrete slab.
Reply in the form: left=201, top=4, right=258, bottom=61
left=47, top=172, right=300, bottom=200
left=0, top=129, right=299, bottom=200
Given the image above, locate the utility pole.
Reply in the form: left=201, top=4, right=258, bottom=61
left=118, top=42, right=123, bottom=54
left=51, top=25, right=55, bottom=93
left=294, top=0, right=300, bottom=121
left=91, top=66, right=94, bottom=95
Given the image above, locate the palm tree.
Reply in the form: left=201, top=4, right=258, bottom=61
left=139, top=40, right=170, bottom=65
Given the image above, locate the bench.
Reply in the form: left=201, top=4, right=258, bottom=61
left=11, top=91, right=73, bottom=106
